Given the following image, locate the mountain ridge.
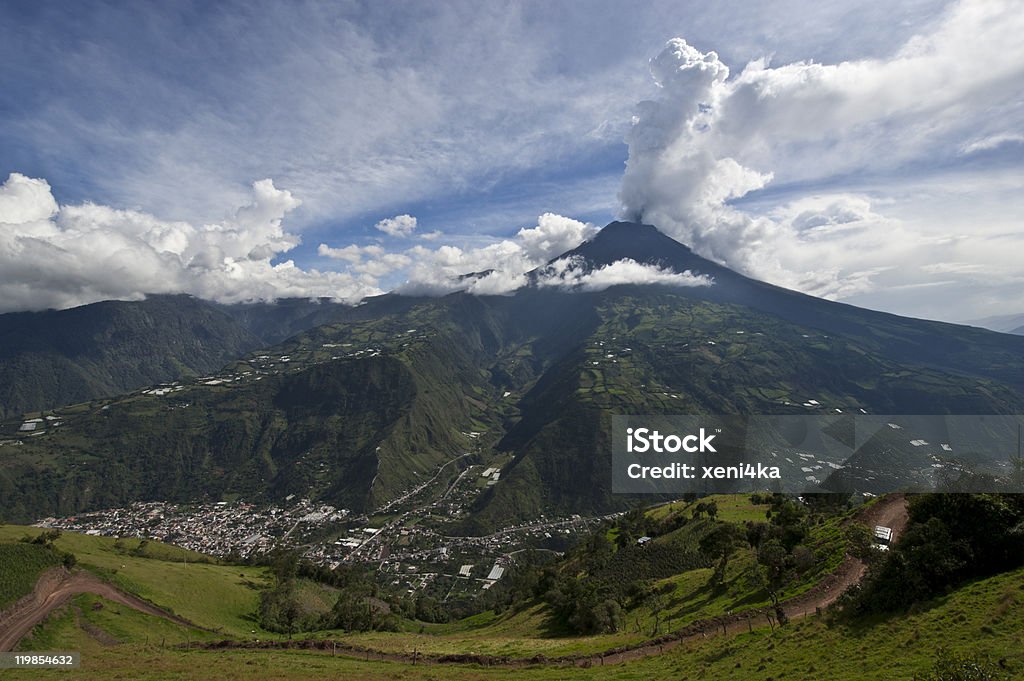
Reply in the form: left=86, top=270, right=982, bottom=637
left=4, top=221, right=1024, bottom=526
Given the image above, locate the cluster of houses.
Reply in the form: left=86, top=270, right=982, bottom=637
left=37, top=498, right=348, bottom=559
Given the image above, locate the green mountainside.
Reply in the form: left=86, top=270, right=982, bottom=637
left=0, top=295, right=365, bottom=421
left=0, top=295, right=260, bottom=420
left=3, top=223, right=1024, bottom=527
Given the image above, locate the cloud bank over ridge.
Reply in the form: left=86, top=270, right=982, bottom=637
left=1, top=175, right=702, bottom=311
left=0, top=173, right=380, bottom=313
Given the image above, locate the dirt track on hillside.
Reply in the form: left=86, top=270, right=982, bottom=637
left=0, top=567, right=202, bottom=651
left=198, top=494, right=910, bottom=668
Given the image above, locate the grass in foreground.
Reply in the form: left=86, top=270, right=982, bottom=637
left=7, top=568, right=1024, bottom=680
left=0, top=526, right=272, bottom=637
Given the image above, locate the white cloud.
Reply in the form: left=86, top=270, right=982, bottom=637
left=618, top=0, right=1024, bottom=312
left=537, top=256, right=712, bottom=292
left=0, top=172, right=380, bottom=313
left=516, top=213, right=599, bottom=262
left=375, top=214, right=418, bottom=238
left=314, top=213, right=599, bottom=296
left=393, top=214, right=597, bottom=295
left=352, top=253, right=413, bottom=278
left=363, top=213, right=710, bottom=297
left=0, top=173, right=59, bottom=224
left=317, top=244, right=366, bottom=264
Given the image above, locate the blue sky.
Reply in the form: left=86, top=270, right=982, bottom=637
left=1, top=0, right=1022, bottom=321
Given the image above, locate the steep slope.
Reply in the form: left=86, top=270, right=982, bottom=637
left=462, top=223, right=1024, bottom=526
left=0, top=296, right=263, bottom=420
left=468, top=288, right=1024, bottom=528
left=555, top=222, right=1024, bottom=389
left=0, top=295, right=380, bottom=420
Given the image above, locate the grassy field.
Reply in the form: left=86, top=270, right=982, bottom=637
left=5, top=567, right=1023, bottom=680
left=17, top=593, right=218, bottom=652
left=0, top=527, right=272, bottom=637
left=645, top=494, right=772, bottom=524
left=0, top=542, right=61, bottom=609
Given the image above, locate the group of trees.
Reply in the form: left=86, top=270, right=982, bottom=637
left=844, top=493, right=1024, bottom=616
left=473, top=494, right=822, bottom=635
left=743, top=495, right=817, bottom=625
left=256, top=550, right=400, bottom=634
left=19, top=528, right=77, bottom=568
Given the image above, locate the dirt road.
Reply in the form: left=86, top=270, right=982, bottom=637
left=0, top=568, right=201, bottom=651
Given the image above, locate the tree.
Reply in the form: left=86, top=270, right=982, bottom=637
left=329, top=587, right=374, bottom=631
left=755, top=538, right=794, bottom=625
left=766, top=498, right=808, bottom=550
left=692, top=500, right=718, bottom=520
left=28, top=528, right=61, bottom=546
left=269, top=549, right=300, bottom=584
left=699, top=523, right=746, bottom=587
left=844, top=523, right=879, bottom=564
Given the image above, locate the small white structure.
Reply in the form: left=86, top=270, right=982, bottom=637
left=486, top=565, right=505, bottom=581
left=459, top=564, right=473, bottom=577
left=873, top=525, right=893, bottom=551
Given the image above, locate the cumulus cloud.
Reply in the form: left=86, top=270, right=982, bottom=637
left=0, top=172, right=380, bottom=313
left=316, top=213, right=600, bottom=296
left=618, top=0, right=1024, bottom=307
left=537, top=256, right=712, bottom=292
left=516, top=213, right=600, bottom=262
left=397, top=214, right=601, bottom=295
left=317, top=243, right=385, bottom=264
left=375, top=214, right=418, bottom=238
left=0, top=173, right=59, bottom=223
